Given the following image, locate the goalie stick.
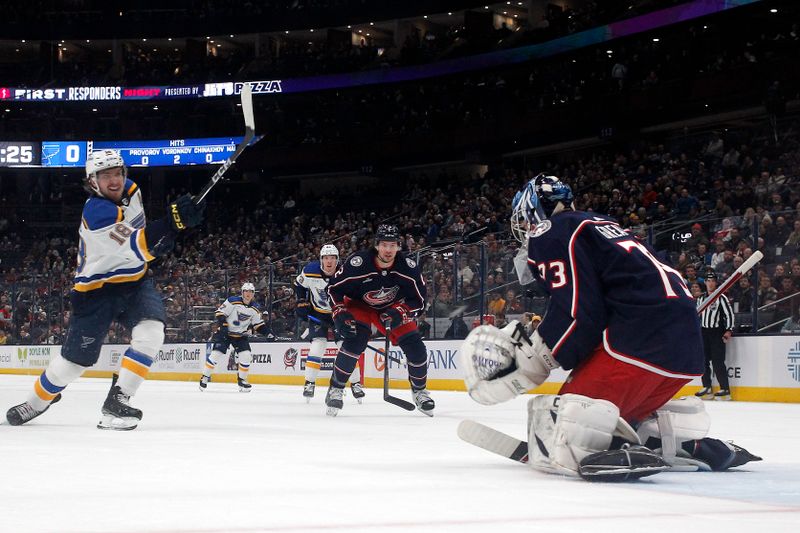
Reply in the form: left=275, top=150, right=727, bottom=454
left=193, top=84, right=256, bottom=205
left=457, top=420, right=529, bottom=463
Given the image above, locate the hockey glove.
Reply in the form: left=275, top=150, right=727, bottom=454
left=295, top=302, right=310, bottom=321
left=169, top=194, right=205, bottom=231
left=379, top=303, right=412, bottom=329
left=461, top=320, right=559, bottom=405
left=333, top=307, right=358, bottom=339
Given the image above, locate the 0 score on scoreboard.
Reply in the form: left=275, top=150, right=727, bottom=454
left=94, top=137, right=245, bottom=167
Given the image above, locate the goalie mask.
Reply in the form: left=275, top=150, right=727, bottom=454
left=85, top=149, right=127, bottom=197
left=511, top=174, right=574, bottom=242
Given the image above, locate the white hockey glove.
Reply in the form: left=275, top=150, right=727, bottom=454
left=461, top=320, right=559, bottom=405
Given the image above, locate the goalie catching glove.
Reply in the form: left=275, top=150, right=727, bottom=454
left=461, top=320, right=559, bottom=405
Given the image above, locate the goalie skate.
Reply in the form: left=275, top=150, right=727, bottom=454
left=578, top=445, right=668, bottom=482
left=97, top=385, right=142, bottom=431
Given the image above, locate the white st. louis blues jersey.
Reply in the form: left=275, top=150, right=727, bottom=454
left=215, top=296, right=264, bottom=338
left=74, top=179, right=153, bottom=292
left=295, top=261, right=332, bottom=314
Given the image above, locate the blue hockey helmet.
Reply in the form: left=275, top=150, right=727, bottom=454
left=511, top=174, right=574, bottom=242
left=375, top=224, right=402, bottom=245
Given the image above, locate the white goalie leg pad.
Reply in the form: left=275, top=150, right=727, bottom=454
left=130, top=319, right=165, bottom=359
left=528, top=394, right=621, bottom=476
left=636, top=396, right=711, bottom=470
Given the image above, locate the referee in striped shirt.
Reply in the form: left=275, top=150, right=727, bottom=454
left=695, top=271, right=735, bottom=401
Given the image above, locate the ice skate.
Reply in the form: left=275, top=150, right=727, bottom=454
left=694, top=387, right=714, bottom=400
left=325, top=386, right=344, bottom=417
left=350, top=382, right=365, bottom=404
left=199, top=375, right=210, bottom=391
left=6, top=393, right=62, bottom=426
left=713, top=389, right=731, bottom=401
left=97, top=385, right=142, bottom=431
left=238, top=376, right=252, bottom=393
left=303, top=380, right=315, bottom=402
left=690, top=438, right=762, bottom=470
left=412, top=388, right=435, bottom=417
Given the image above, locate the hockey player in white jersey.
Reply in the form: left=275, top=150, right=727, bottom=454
left=5, top=149, right=204, bottom=430
left=199, top=283, right=269, bottom=392
left=295, top=244, right=364, bottom=402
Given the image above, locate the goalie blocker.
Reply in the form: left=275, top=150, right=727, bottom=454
left=461, top=321, right=761, bottom=480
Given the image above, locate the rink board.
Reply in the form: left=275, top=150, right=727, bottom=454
left=2, top=336, right=799, bottom=402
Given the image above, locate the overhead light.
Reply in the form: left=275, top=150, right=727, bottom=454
left=61, top=40, right=65, bottom=43
left=448, top=12, right=452, bottom=16
left=423, top=15, right=428, bottom=19
left=229, top=34, right=234, bottom=38
left=606, top=49, right=613, bottom=54
left=206, top=36, right=210, bottom=39
left=652, top=38, right=660, bottom=42
left=310, top=29, right=314, bottom=32
left=152, top=48, right=157, bottom=51
left=503, top=11, right=507, bottom=15
left=369, top=22, right=374, bottom=26
left=358, top=30, right=362, bottom=33
left=92, top=108, right=97, bottom=112
left=153, top=106, right=159, bottom=110
left=703, top=25, right=708, bottom=29
left=86, top=40, right=90, bottom=43
left=107, top=49, right=111, bottom=52
left=366, top=33, right=370, bottom=36
left=285, top=30, right=289, bottom=34
left=485, top=5, right=489, bottom=9
left=142, top=38, right=147, bottom=42
left=347, top=25, right=352, bottom=28
left=168, top=37, right=173, bottom=41
left=770, top=8, right=778, bottom=13
left=174, top=48, right=178, bottom=51
left=216, top=44, right=221, bottom=47
left=4, top=109, right=10, bottom=113
left=15, top=48, right=19, bottom=52
left=21, top=39, right=26, bottom=43
left=210, top=40, right=215, bottom=43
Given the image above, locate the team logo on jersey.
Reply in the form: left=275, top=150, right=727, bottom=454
left=297, top=274, right=305, bottom=284
left=363, top=286, right=400, bottom=306
left=531, top=220, right=552, bottom=238
left=237, top=312, right=249, bottom=322
left=284, top=348, right=298, bottom=369
left=350, top=256, right=363, bottom=267
left=406, top=258, right=417, bottom=268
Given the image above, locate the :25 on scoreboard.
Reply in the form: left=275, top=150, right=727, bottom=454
left=0, top=142, right=41, bottom=167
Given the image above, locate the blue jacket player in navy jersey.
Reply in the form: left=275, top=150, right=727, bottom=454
left=461, top=174, right=760, bottom=481
left=5, top=149, right=204, bottom=430
left=324, top=224, right=433, bottom=417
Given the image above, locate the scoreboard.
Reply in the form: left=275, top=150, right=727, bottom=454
left=0, top=136, right=257, bottom=168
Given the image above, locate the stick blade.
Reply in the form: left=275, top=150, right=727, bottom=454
left=240, top=83, right=255, bottom=130
left=383, top=393, right=416, bottom=411
left=457, top=420, right=529, bottom=463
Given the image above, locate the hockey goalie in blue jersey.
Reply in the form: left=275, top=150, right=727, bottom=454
left=6, top=149, right=204, bottom=430
left=461, top=174, right=759, bottom=480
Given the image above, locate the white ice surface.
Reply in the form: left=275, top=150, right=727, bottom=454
left=1, top=375, right=799, bottom=533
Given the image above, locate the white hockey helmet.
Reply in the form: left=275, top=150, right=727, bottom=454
left=85, top=149, right=126, bottom=196
left=241, top=282, right=255, bottom=293
left=320, top=244, right=339, bottom=260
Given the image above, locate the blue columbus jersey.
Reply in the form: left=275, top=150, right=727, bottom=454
left=328, top=249, right=426, bottom=314
left=527, top=211, right=703, bottom=377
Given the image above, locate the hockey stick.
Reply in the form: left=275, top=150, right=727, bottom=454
left=457, top=420, right=529, bottom=463
left=381, top=323, right=416, bottom=411
left=193, top=84, right=256, bottom=205
left=696, top=250, right=763, bottom=314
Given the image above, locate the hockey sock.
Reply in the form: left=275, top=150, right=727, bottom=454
left=203, top=349, right=225, bottom=378
left=27, top=355, right=85, bottom=411
left=304, top=338, right=326, bottom=383
left=350, top=358, right=362, bottom=384
left=399, top=333, right=428, bottom=390
left=238, top=350, right=252, bottom=381
left=331, top=328, right=368, bottom=387
left=117, top=348, right=154, bottom=396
